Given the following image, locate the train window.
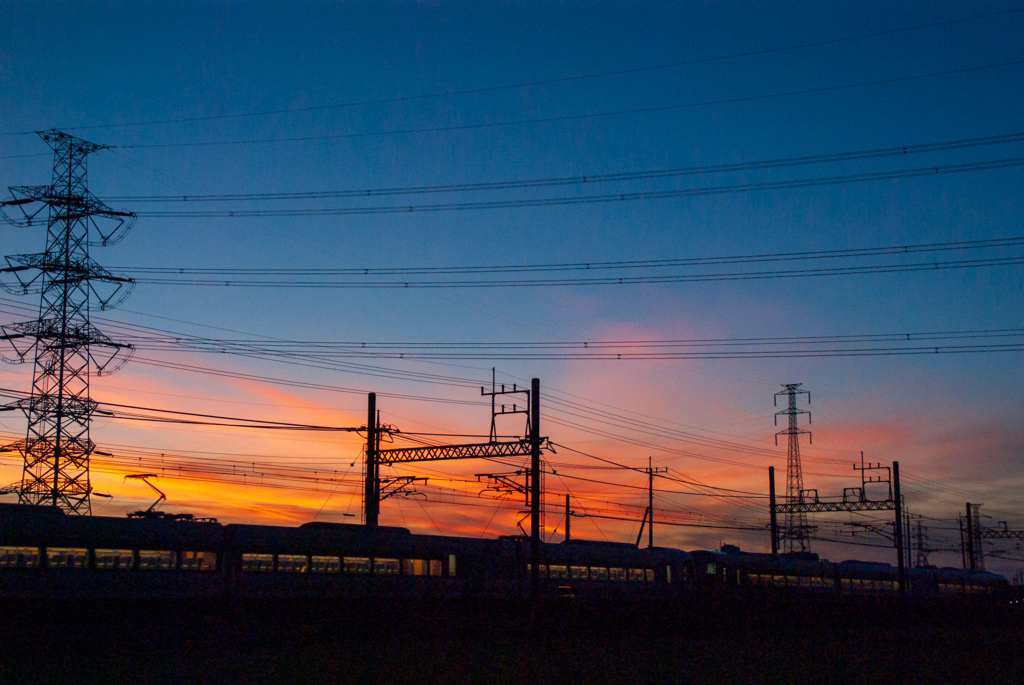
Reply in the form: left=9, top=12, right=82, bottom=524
left=570, top=566, right=588, bottom=581
left=182, top=551, right=217, bottom=572
left=242, top=553, right=274, bottom=572
left=278, top=554, right=309, bottom=573
left=311, top=556, right=340, bottom=573
left=548, top=565, right=568, bottom=580
left=609, top=567, right=626, bottom=581
left=448, top=554, right=457, bottom=577
left=95, top=549, right=133, bottom=570
left=773, top=575, right=785, bottom=587
left=705, top=563, right=716, bottom=576
left=374, top=558, right=399, bottom=575
left=403, top=559, right=429, bottom=576
left=430, top=560, right=443, bottom=576
left=628, top=568, right=645, bottom=582
left=591, top=567, right=608, bottom=581
left=841, top=578, right=852, bottom=592
left=526, top=564, right=548, bottom=579
left=138, top=550, right=175, bottom=571
left=646, top=569, right=655, bottom=583
left=46, top=547, right=88, bottom=569
left=665, top=566, right=671, bottom=584
left=0, top=546, right=40, bottom=569
left=344, top=557, right=371, bottom=574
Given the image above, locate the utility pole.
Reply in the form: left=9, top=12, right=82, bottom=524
left=775, top=383, right=811, bottom=553
left=364, top=393, right=378, bottom=526
left=643, top=457, right=667, bottom=548
left=914, top=516, right=928, bottom=568
left=964, top=503, right=975, bottom=570
left=530, top=378, right=541, bottom=598
left=968, top=502, right=986, bottom=572
left=893, top=461, right=904, bottom=597
left=769, top=466, right=778, bottom=555
left=564, top=493, right=571, bottom=542
left=1, top=130, right=135, bottom=514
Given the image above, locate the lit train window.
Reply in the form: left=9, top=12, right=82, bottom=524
left=448, top=554, right=457, bottom=577
left=311, top=556, right=340, bottom=573
left=548, top=565, right=568, bottom=580
left=665, top=566, right=671, bottom=584
left=95, top=549, right=133, bottom=570
left=138, top=550, right=175, bottom=571
left=570, top=566, right=588, bottom=580
left=47, top=547, right=88, bottom=569
left=403, top=559, right=429, bottom=576
left=628, top=568, right=645, bottom=582
left=0, top=546, right=40, bottom=569
left=646, top=570, right=655, bottom=583
left=278, top=554, right=309, bottom=573
left=430, top=560, right=443, bottom=576
left=609, top=568, right=626, bottom=581
left=526, top=564, right=548, bottom=578
left=591, top=567, right=608, bottom=581
left=242, top=553, right=274, bottom=572
left=344, top=557, right=370, bottom=574
left=373, top=558, right=399, bottom=575
left=182, top=551, right=216, bottom=571
left=706, top=563, right=716, bottom=576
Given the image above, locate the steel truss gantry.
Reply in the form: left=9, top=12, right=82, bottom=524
left=363, top=379, right=548, bottom=596
left=769, top=456, right=906, bottom=595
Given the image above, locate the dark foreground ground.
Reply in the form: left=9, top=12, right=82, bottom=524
left=2, top=598, right=1021, bottom=684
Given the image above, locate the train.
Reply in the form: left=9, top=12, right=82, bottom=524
left=0, top=502, right=1010, bottom=603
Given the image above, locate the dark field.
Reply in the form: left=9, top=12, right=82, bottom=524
left=2, top=599, right=1021, bottom=684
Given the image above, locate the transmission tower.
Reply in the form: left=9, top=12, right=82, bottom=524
left=775, top=383, right=812, bottom=553
left=0, top=130, right=135, bottom=514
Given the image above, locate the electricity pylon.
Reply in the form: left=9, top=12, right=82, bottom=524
left=0, top=130, right=135, bottom=514
left=775, top=383, right=812, bottom=553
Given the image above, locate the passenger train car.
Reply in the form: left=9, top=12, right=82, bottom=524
left=0, top=503, right=684, bottom=600
left=690, top=546, right=1009, bottom=599
left=0, top=503, right=1009, bottom=602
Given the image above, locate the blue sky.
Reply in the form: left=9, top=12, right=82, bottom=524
left=1, top=1, right=1022, bottom=576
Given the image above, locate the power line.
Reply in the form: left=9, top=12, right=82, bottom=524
left=105, top=132, right=1024, bottom=203
left=112, top=236, right=1024, bottom=276
left=4, top=7, right=1016, bottom=137
left=130, top=157, right=1024, bottom=217
left=114, top=60, right=1024, bottom=149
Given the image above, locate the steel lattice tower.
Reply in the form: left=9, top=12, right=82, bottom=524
left=775, top=383, right=811, bottom=553
left=0, top=130, right=135, bottom=514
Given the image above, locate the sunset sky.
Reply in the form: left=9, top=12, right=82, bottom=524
left=1, top=2, right=1022, bottom=577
